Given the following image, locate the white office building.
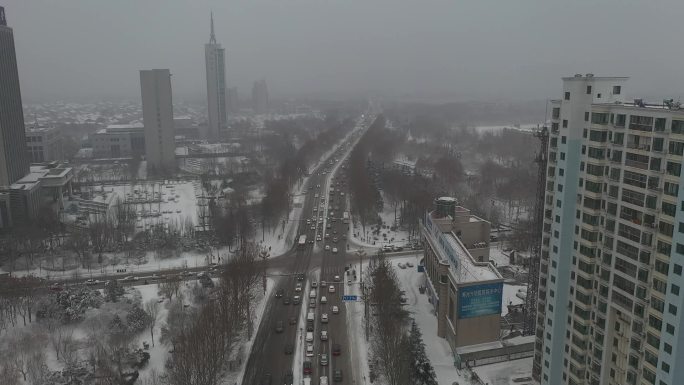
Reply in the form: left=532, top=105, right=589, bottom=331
left=535, top=74, right=684, bottom=385
left=205, top=12, right=227, bottom=140
left=140, top=69, right=176, bottom=173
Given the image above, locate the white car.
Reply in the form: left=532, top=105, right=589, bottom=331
left=321, top=296, right=327, bottom=304
left=306, top=332, right=314, bottom=342
left=332, top=248, right=338, bottom=253
left=321, top=330, right=328, bottom=341
left=329, top=285, right=336, bottom=293
left=306, top=343, right=314, bottom=357
left=320, top=376, right=328, bottom=385
left=321, top=313, right=329, bottom=323
left=295, top=283, right=302, bottom=292
left=325, top=245, right=331, bottom=251
left=334, top=275, right=340, bottom=281
left=317, top=235, right=322, bottom=241
left=332, top=305, right=339, bottom=314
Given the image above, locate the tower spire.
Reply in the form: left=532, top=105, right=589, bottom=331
left=209, top=11, right=216, bottom=44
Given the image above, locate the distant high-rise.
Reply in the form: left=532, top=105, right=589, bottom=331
left=140, top=69, right=176, bottom=173
left=227, top=86, right=239, bottom=114
left=205, top=12, right=227, bottom=139
left=252, top=79, right=269, bottom=114
left=0, top=7, right=29, bottom=187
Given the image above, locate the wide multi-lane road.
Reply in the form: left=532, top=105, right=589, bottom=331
left=243, top=116, right=370, bottom=385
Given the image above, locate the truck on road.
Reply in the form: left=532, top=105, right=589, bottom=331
left=298, top=235, right=307, bottom=248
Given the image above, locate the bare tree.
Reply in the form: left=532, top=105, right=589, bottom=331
left=144, top=299, right=160, bottom=347
left=159, top=275, right=182, bottom=301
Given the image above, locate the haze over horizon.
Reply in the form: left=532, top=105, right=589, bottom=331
left=5, top=0, right=684, bottom=103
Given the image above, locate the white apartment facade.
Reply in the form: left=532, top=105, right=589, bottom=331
left=140, top=69, right=176, bottom=173
left=26, top=125, right=63, bottom=163
left=535, top=74, right=684, bottom=385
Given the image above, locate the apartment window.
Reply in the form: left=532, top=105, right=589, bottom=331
left=615, top=114, right=626, bottom=127
left=563, top=119, right=568, bottom=128
left=674, top=264, right=682, bottom=275
left=666, top=161, right=681, bottom=177
left=559, top=168, right=564, bottom=176
left=668, top=304, right=677, bottom=315
left=585, top=111, right=590, bottom=121
left=613, top=85, right=621, bottom=95
left=591, top=112, right=609, bottom=125
left=662, top=202, right=677, bottom=217
left=664, top=181, right=679, bottom=197
left=564, top=92, right=570, bottom=100
left=653, top=137, right=665, bottom=152
left=668, top=140, right=684, bottom=156
left=664, top=343, right=672, bottom=354
left=655, top=118, right=667, bottom=132
left=672, top=120, right=684, bottom=134
left=552, top=107, right=560, bottom=119
left=671, top=284, right=680, bottom=295
left=666, top=323, right=675, bottom=334
left=586, top=86, right=592, bottom=94
left=560, top=152, right=565, bottom=160
left=562, top=136, right=567, bottom=144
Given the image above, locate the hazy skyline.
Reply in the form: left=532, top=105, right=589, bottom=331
left=5, top=0, right=684, bottom=103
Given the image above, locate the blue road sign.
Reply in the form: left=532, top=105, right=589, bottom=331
left=342, top=295, right=358, bottom=301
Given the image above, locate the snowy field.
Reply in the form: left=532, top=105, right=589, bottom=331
left=472, top=357, right=533, bottom=385
left=348, top=195, right=413, bottom=251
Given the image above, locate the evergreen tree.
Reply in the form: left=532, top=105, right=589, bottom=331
left=408, top=320, right=438, bottom=385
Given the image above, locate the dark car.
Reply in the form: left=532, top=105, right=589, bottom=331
left=333, top=370, right=343, bottom=382
left=284, top=343, right=294, bottom=355
left=332, top=343, right=341, bottom=356
left=303, top=360, right=313, bottom=375
left=275, top=321, right=284, bottom=333
left=283, top=370, right=293, bottom=385
left=288, top=317, right=297, bottom=325
left=306, top=320, right=314, bottom=332
left=297, top=274, right=305, bottom=281
left=283, top=297, right=291, bottom=305
left=260, top=373, right=272, bottom=385
left=275, top=289, right=284, bottom=298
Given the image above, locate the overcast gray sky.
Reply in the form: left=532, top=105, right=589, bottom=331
left=4, top=0, right=684, bottom=102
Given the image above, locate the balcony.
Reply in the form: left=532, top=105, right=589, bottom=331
left=626, top=142, right=651, bottom=152
left=624, top=159, right=649, bottom=170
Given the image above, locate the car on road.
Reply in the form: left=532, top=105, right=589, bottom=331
left=319, top=353, right=328, bottom=366
left=332, top=237, right=338, bottom=243
left=295, top=283, right=302, bottom=292
left=333, top=370, right=343, bottom=382
left=328, top=285, right=336, bottom=293
left=321, top=313, right=329, bottom=323
left=332, top=247, right=338, bottom=253
left=260, top=373, right=272, bottom=385
left=306, top=343, right=314, bottom=357
left=283, top=297, right=291, bottom=305
left=332, top=343, right=341, bottom=356
left=319, top=376, right=328, bottom=385
left=306, top=332, right=314, bottom=342
left=334, top=275, right=340, bottom=281
left=123, top=276, right=138, bottom=282
left=406, top=262, right=414, bottom=268
left=284, top=343, right=294, bottom=354
left=320, top=330, right=328, bottom=341
left=275, top=321, right=284, bottom=333
left=293, top=295, right=301, bottom=305
left=309, top=298, right=316, bottom=308
left=310, top=226, right=315, bottom=231
left=288, top=317, right=297, bottom=325
left=283, top=370, right=293, bottom=385
left=332, top=305, right=339, bottom=314
left=311, top=281, right=318, bottom=288
left=325, top=245, right=330, bottom=251
left=397, top=263, right=406, bottom=269
left=49, top=283, right=63, bottom=291
left=303, top=360, right=312, bottom=374
left=320, top=296, right=327, bottom=304
left=85, top=279, right=98, bottom=286
left=275, top=289, right=284, bottom=298
left=316, top=235, right=322, bottom=241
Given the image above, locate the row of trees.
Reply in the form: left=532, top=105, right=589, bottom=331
left=163, top=242, right=263, bottom=385
left=364, top=255, right=437, bottom=385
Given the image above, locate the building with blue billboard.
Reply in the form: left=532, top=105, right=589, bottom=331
left=421, top=198, right=504, bottom=354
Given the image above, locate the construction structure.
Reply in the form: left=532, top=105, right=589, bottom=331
left=524, top=125, right=549, bottom=339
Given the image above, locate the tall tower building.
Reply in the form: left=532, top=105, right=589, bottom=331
left=0, top=7, right=29, bottom=187
left=204, top=12, right=227, bottom=140
left=252, top=79, right=269, bottom=114
left=535, top=74, right=684, bottom=385
left=140, top=69, right=176, bottom=173
left=227, top=86, right=239, bottom=114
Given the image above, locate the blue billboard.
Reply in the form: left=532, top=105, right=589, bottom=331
left=458, top=282, right=503, bottom=319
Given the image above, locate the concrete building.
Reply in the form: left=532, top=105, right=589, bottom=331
left=0, top=6, right=29, bottom=188
left=252, top=79, right=269, bottom=114
left=91, top=123, right=145, bottom=159
left=140, top=69, right=176, bottom=173
left=535, top=74, right=684, bottom=385
left=227, top=86, right=239, bottom=113
left=421, top=198, right=504, bottom=354
left=26, top=125, right=63, bottom=163
left=205, top=12, right=227, bottom=139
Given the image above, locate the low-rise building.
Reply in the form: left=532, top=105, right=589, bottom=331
left=421, top=197, right=504, bottom=352
left=91, top=123, right=145, bottom=159
left=25, top=125, right=63, bottom=163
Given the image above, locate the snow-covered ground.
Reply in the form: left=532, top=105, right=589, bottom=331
left=472, top=356, right=533, bottom=385
left=488, top=245, right=511, bottom=268
left=348, top=194, right=413, bottom=251
left=502, top=284, right=526, bottom=317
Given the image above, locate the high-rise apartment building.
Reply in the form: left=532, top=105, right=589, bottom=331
left=0, top=6, right=29, bottom=187
left=140, top=69, right=176, bottom=173
left=535, top=74, right=684, bottom=385
left=227, top=86, right=239, bottom=114
left=205, top=12, right=227, bottom=140
left=252, top=79, right=269, bottom=114
left=26, top=125, right=64, bottom=163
